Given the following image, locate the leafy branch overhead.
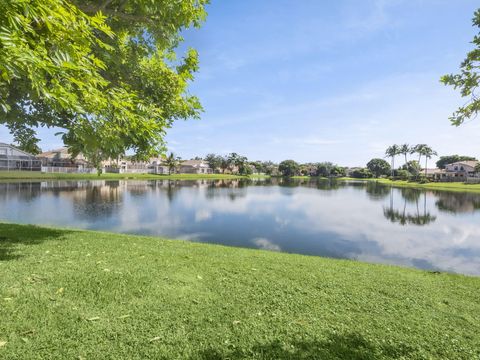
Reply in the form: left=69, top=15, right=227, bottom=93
left=441, top=8, right=480, bottom=125
left=0, top=0, right=208, bottom=166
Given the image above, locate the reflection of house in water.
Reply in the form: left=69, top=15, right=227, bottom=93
left=0, top=182, right=42, bottom=200
left=435, top=192, right=480, bottom=213
left=383, top=188, right=436, bottom=226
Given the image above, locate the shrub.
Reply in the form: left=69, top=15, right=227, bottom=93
left=396, top=169, right=412, bottom=181
left=351, top=168, right=373, bottom=178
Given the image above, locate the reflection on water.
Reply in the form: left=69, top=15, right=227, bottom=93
left=1, top=179, right=480, bottom=275
left=383, top=189, right=437, bottom=226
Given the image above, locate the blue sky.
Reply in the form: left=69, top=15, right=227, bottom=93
left=1, top=0, right=479, bottom=166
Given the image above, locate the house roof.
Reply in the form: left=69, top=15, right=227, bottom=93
left=424, top=168, right=444, bottom=175
left=0, top=142, right=37, bottom=157
left=39, top=148, right=86, bottom=161
left=448, top=160, right=479, bottom=168
left=39, top=147, right=69, bottom=158
left=181, top=160, right=209, bottom=167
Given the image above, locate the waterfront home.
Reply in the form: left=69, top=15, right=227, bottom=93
left=179, top=160, right=213, bottom=174
left=39, top=148, right=97, bottom=173
left=104, top=157, right=170, bottom=174
left=104, top=158, right=149, bottom=174
left=445, top=161, right=478, bottom=177
left=39, top=148, right=90, bottom=169
left=0, top=142, right=42, bottom=171
left=149, top=157, right=170, bottom=174
left=429, top=160, right=479, bottom=181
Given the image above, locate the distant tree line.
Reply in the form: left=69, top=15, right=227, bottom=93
left=349, top=144, right=479, bottom=181
left=200, top=154, right=348, bottom=177
left=189, top=146, right=479, bottom=180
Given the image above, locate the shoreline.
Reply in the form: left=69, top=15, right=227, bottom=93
left=0, top=171, right=255, bottom=181
left=340, top=177, right=480, bottom=193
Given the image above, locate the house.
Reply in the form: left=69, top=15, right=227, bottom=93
left=104, top=159, right=150, bottom=174
left=149, top=157, right=169, bottom=174
left=0, top=142, right=42, bottom=171
left=445, top=161, right=478, bottom=177
left=39, top=148, right=89, bottom=168
left=38, top=148, right=96, bottom=173
left=430, top=160, right=479, bottom=181
left=103, top=157, right=170, bottom=174
left=179, top=160, right=213, bottom=174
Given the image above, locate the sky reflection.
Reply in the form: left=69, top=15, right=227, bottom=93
left=0, top=179, right=479, bottom=275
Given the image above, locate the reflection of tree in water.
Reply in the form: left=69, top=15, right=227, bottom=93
left=276, top=178, right=344, bottom=191
left=124, top=180, right=154, bottom=197
left=435, top=191, right=480, bottom=214
left=157, top=180, right=181, bottom=203
left=344, top=181, right=390, bottom=200
left=204, top=180, right=248, bottom=201
left=365, top=182, right=390, bottom=200
left=73, top=183, right=122, bottom=220
left=383, top=188, right=436, bottom=226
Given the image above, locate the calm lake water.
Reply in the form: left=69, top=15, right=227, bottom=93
left=1, top=179, right=480, bottom=275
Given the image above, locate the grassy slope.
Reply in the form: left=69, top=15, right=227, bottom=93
left=0, top=224, right=479, bottom=359
left=0, top=171, right=247, bottom=181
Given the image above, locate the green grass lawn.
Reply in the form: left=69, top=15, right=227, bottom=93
left=346, top=178, right=480, bottom=193
left=0, top=171, right=248, bottom=181
left=0, top=224, right=479, bottom=359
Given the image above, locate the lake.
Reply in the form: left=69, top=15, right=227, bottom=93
left=1, top=178, right=479, bottom=275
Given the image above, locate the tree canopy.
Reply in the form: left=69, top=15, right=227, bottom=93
left=441, top=8, right=480, bottom=125
left=279, top=160, right=300, bottom=177
left=366, top=158, right=391, bottom=178
left=0, top=0, right=208, bottom=166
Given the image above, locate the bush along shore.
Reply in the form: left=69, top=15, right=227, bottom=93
left=0, top=223, right=479, bottom=359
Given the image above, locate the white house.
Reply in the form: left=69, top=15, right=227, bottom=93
left=179, top=160, right=213, bottom=174
left=431, top=160, right=479, bottom=181
left=0, top=142, right=41, bottom=171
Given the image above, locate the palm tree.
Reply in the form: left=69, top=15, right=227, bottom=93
left=165, top=152, right=181, bottom=175
left=385, top=145, right=400, bottom=177
left=410, top=144, right=427, bottom=180
left=411, top=144, right=429, bottom=164
left=399, top=144, right=410, bottom=165
left=419, top=145, right=437, bottom=177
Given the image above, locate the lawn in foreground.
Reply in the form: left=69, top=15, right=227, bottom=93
left=0, top=224, right=479, bottom=359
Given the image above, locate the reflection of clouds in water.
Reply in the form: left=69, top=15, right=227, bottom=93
left=177, top=232, right=211, bottom=241
left=2, top=180, right=480, bottom=275
left=195, top=209, right=212, bottom=222
left=283, top=191, right=480, bottom=275
left=252, top=237, right=281, bottom=252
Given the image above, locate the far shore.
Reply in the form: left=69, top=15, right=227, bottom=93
left=2, top=171, right=480, bottom=193
left=0, top=171, right=256, bottom=181
left=340, top=177, right=480, bottom=193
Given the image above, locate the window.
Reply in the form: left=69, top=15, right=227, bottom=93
left=460, top=166, right=464, bottom=171
left=0, top=148, right=6, bottom=155
left=454, top=166, right=458, bottom=171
